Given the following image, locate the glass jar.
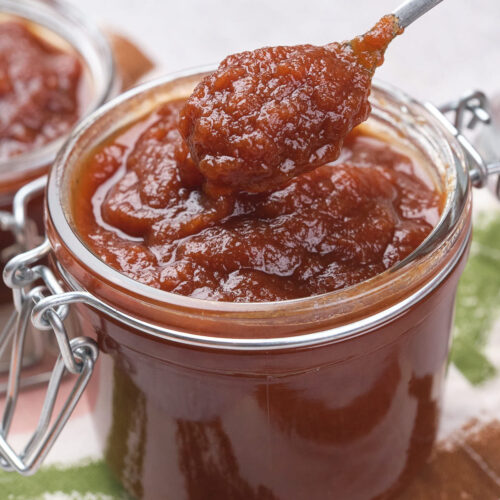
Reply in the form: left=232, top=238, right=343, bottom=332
left=1, top=71, right=498, bottom=497
left=0, top=0, right=115, bottom=372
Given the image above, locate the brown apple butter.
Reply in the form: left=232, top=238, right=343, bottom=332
left=178, top=15, right=400, bottom=195
left=0, top=20, right=82, bottom=160
left=72, top=97, right=442, bottom=302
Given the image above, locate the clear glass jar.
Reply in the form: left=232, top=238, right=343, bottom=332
left=36, top=70, right=471, bottom=498
left=0, top=0, right=115, bottom=296
left=4, top=71, right=495, bottom=496
left=0, top=0, right=115, bottom=372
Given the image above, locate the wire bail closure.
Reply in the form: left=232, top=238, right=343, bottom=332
left=433, top=90, right=500, bottom=190
left=0, top=176, right=47, bottom=263
left=0, top=179, right=98, bottom=475
left=0, top=90, right=499, bottom=476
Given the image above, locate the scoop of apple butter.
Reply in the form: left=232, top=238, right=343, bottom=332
left=179, top=15, right=400, bottom=196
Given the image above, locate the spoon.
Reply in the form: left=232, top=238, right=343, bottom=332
left=393, top=0, right=444, bottom=29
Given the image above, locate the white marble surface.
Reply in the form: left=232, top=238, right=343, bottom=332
left=68, top=0, right=500, bottom=105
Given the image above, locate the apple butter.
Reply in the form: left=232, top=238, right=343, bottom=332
left=0, top=21, right=82, bottom=160
left=73, top=98, right=443, bottom=303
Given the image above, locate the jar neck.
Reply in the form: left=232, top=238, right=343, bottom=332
left=47, top=199, right=472, bottom=342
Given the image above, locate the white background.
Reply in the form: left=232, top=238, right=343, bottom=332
left=67, top=0, right=500, bottom=105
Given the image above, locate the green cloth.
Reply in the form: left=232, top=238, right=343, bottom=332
left=1, top=460, right=129, bottom=499
left=451, top=214, right=500, bottom=384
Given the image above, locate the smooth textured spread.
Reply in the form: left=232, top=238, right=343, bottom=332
left=0, top=21, right=82, bottom=159
left=72, top=98, right=443, bottom=302
left=179, top=15, right=400, bottom=195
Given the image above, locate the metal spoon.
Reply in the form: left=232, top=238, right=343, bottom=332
left=393, top=0, right=444, bottom=29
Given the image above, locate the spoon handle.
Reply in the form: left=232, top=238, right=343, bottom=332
left=393, top=0, right=444, bottom=28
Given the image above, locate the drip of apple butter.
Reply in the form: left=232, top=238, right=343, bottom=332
left=72, top=98, right=442, bottom=302
left=0, top=21, right=82, bottom=160
left=178, top=15, right=401, bottom=196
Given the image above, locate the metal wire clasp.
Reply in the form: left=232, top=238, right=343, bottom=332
left=0, top=176, right=47, bottom=263
left=429, top=90, right=500, bottom=192
left=0, top=240, right=98, bottom=475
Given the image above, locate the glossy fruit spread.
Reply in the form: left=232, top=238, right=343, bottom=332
left=0, top=21, right=82, bottom=160
left=73, top=98, right=443, bottom=302
left=179, top=15, right=401, bottom=196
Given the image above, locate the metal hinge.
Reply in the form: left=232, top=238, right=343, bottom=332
left=434, top=90, right=500, bottom=191
left=0, top=180, right=98, bottom=475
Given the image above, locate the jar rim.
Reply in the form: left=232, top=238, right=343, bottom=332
left=46, top=67, right=472, bottom=345
left=0, top=0, right=115, bottom=186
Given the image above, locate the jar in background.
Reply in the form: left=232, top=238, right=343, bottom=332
left=0, top=0, right=115, bottom=372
